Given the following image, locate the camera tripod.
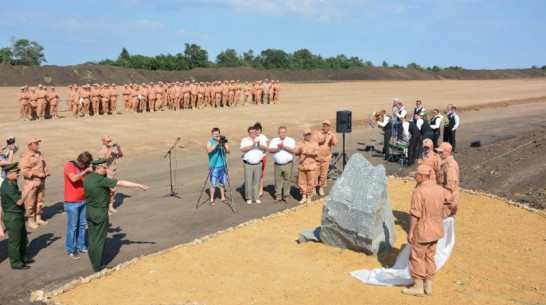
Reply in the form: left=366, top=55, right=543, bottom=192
left=196, top=141, right=235, bottom=212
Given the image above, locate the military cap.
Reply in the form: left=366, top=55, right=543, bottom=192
left=410, top=165, right=433, bottom=176
left=91, top=159, right=108, bottom=167
left=2, top=162, right=19, bottom=172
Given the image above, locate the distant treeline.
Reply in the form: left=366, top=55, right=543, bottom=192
left=99, top=44, right=546, bottom=72
left=99, top=44, right=469, bottom=71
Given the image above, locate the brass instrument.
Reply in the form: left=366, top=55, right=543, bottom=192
left=372, top=111, right=389, bottom=131
left=442, top=111, right=450, bottom=127
left=373, top=111, right=382, bottom=122
left=420, top=109, right=428, bottom=121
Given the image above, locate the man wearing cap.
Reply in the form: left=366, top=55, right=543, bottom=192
left=122, top=84, right=131, bottom=109
left=436, top=142, right=460, bottom=218
left=1, top=162, right=37, bottom=269
left=98, top=134, right=123, bottom=214
left=36, top=86, right=48, bottom=120
left=268, top=126, right=296, bottom=204
left=313, top=120, right=338, bottom=196
left=19, top=138, right=51, bottom=229
left=63, top=151, right=93, bottom=260
left=84, top=159, right=149, bottom=272
left=109, top=84, right=118, bottom=114
left=273, top=80, right=281, bottom=104
left=402, top=164, right=450, bottom=296
left=295, top=128, right=319, bottom=203
left=240, top=126, right=267, bottom=204
left=100, top=84, right=110, bottom=115
left=47, top=87, right=59, bottom=119
left=18, top=86, right=30, bottom=121
left=80, top=85, right=91, bottom=117
left=417, top=139, right=441, bottom=183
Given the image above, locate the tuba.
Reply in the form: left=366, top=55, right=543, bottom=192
left=420, top=109, right=428, bottom=121
left=373, top=111, right=382, bottom=122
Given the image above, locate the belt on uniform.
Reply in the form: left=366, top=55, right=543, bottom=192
left=274, top=161, right=293, bottom=166
left=243, top=160, right=262, bottom=165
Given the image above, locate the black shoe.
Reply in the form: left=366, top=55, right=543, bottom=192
left=12, top=265, right=31, bottom=270
left=25, top=259, right=35, bottom=264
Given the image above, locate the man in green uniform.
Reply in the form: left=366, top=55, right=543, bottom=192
left=1, top=162, right=37, bottom=270
left=83, top=159, right=149, bottom=272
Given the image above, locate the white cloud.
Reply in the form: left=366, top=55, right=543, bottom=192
left=136, top=19, right=165, bottom=29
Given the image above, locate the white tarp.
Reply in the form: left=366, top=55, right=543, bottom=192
left=350, top=217, right=455, bottom=286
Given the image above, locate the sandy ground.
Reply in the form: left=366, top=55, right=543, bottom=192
left=0, top=79, right=545, bottom=304
left=50, top=179, right=546, bottom=305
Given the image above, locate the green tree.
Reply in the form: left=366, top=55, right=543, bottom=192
left=406, top=62, right=423, bottom=70
left=348, top=56, right=364, bottom=67
left=216, top=48, right=241, bottom=67
left=291, top=49, right=322, bottom=69
left=0, top=47, right=12, bottom=64
left=382, top=60, right=389, bottom=68
left=260, top=49, right=289, bottom=69
left=184, top=43, right=209, bottom=69
left=242, top=49, right=255, bottom=62
left=11, top=38, right=47, bottom=66
left=115, top=47, right=132, bottom=67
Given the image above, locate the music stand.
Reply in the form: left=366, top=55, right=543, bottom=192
left=163, top=137, right=182, bottom=198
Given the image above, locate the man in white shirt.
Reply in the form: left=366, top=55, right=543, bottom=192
left=376, top=110, right=392, bottom=159
left=240, top=126, right=267, bottom=204
left=411, top=100, right=425, bottom=122
left=448, top=106, right=460, bottom=153
left=395, top=102, right=407, bottom=139
left=268, top=126, right=296, bottom=204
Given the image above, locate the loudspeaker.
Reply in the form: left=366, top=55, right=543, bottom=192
left=336, top=110, right=352, bottom=133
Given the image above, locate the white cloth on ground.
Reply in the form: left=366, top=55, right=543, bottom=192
left=350, top=217, right=455, bottom=286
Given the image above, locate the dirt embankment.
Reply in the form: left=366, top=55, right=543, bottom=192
left=1, top=63, right=545, bottom=86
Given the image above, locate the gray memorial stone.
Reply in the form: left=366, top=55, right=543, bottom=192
left=319, top=153, right=395, bottom=257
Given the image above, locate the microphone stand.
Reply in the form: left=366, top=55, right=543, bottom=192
left=163, top=137, right=181, bottom=198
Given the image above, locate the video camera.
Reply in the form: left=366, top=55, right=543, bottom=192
left=218, top=135, right=228, bottom=144
left=6, top=137, right=15, bottom=146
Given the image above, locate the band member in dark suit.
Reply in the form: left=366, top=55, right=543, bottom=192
left=401, top=116, right=421, bottom=166
left=443, top=104, right=453, bottom=144
left=429, top=109, right=443, bottom=149
left=448, top=106, right=460, bottom=153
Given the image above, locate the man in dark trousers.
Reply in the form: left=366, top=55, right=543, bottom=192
left=448, top=106, right=460, bottom=153
left=0, top=162, right=36, bottom=270
left=83, top=159, right=149, bottom=272
left=376, top=109, right=392, bottom=160
left=400, top=116, right=421, bottom=166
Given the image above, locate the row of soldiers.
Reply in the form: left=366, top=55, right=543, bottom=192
left=17, top=85, right=60, bottom=121
left=17, top=79, right=282, bottom=120
left=120, top=79, right=281, bottom=113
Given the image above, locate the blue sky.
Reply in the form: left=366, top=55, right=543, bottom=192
left=1, top=0, right=544, bottom=69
